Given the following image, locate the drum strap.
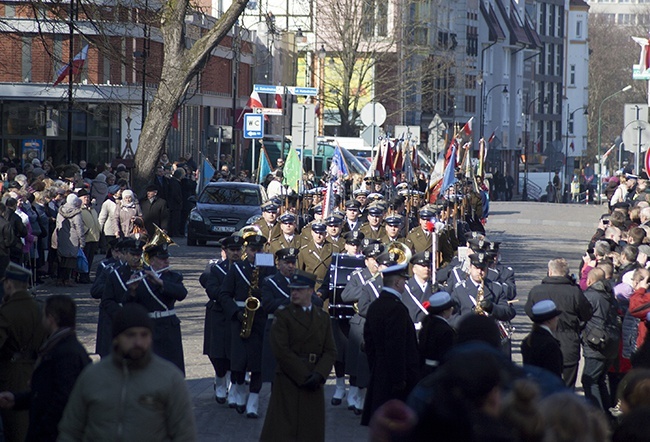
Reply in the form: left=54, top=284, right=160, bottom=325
left=268, top=278, right=289, bottom=298
left=215, top=264, right=227, bottom=276
left=114, top=269, right=128, bottom=292
left=143, top=278, right=169, bottom=311
left=370, top=281, right=380, bottom=298
left=405, top=284, right=428, bottom=315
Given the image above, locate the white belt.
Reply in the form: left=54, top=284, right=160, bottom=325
left=425, top=359, right=439, bottom=367
left=148, top=309, right=176, bottom=319
left=267, top=313, right=275, bottom=319
left=235, top=301, right=246, bottom=307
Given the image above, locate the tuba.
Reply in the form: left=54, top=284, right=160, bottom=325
left=474, top=276, right=486, bottom=315
left=143, top=224, right=176, bottom=266
left=387, top=242, right=412, bottom=267
left=240, top=266, right=260, bottom=339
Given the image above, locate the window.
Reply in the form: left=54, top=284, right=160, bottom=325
left=465, top=75, right=476, bottom=89
left=556, top=46, right=562, bottom=76
left=557, top=7, right=563, bottom=37
left=548, top=4, right=555, bottom=36
left=569, top=65, right=575, bottom=86
left=465, top=95, right=476, bottom=114
left=547, top=44, right=554, bottom=76
left=361, top=0, right=375, bottom=38
left=377, top=0, right=388, bottom=36
left=576, top=20, right=582, bottom=38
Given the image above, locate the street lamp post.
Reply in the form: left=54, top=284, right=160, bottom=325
left=480, top=84, right=508, bottom=139
left=597, top=85, right=632, bottom=204
left=563, top=104, right=587, bottom=202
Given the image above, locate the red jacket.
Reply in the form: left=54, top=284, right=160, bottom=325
left=629, top=288, right=650, bottom=347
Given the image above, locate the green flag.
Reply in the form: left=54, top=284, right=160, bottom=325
left=283, top=146, right=302, bottom=192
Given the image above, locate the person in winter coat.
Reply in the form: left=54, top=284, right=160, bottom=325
left=90, top=173, right=108, bottom=213
left=525, top=258, right=593, bottom=389
left=98, top=193, right=118, bottom=257
left=0, top=295, right=90, bottom=442
left=112, top=190, right=143, bottom=239
left=51, top=194, right=85, bottom=286
left=581, top=268, right=621, bottom=412
left=77, top=189, right=101, bottom=284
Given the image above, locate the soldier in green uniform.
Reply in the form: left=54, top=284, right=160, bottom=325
left=254, top=201, right=282, bottom=242
left=325, top=214, right=346, bottom=250
left=406, top=206, right=436, bottom=254
left=384, top=214, right=414, bottom=250
left=297, top=223, right=336, bottom=293
left=360, top=203, right=386, bottom=241
left=300, top=205, right=323, bottom=244
left=342, top=200, right=362, bottom=233
left=268, top=213, right=301, bottom=256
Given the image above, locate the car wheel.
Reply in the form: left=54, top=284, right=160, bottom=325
left=198, top=240, right=207, bottom=246
left=187, top=235, right=197, bottom=246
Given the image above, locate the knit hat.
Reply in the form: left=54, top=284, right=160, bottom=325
left=122, top=190, right=134, bottom=199
left=112, top=304, right=154, bottom=338
left=94, top=173, right=106, bottom=183
left=66, top=194, right=81, bottom=207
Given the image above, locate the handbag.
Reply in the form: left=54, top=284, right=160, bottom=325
left=77, top=248, right=89, bottom=273
left=585, top=327, right=608, bottom=351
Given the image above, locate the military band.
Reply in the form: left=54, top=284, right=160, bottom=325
left=85, top=171, right=516, bottom=427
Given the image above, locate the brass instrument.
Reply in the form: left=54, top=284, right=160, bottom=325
left=240, top=266, right=260, bottom=339
left=143, top=224, right=176, bottom=265
left=474, top=276, right=486, bottom=315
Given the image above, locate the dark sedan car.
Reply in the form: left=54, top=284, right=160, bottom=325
left=187, top=182, right=267, bottom=246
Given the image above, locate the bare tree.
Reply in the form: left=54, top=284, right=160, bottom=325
left=588, top=14, right=643, bottom=168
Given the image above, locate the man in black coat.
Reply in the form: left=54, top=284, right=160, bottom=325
left=521, top=299, right=563, bottom=379
left=139, top=185, right=169, bottom=238
left=4, top=198, right=26, bottom=265
left=201, top=235, right=244, bottom=404
left=525, top=257, right=593, bottom=389
left=167, top=169, right=185, bottom=237
left=418, top=291, right=456, bottom=378
left=361, top=256, right=419, bottom=426
left=0, top=295, right=90, bottom=442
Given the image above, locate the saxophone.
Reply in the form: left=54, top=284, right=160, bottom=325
left=240, top=266, right=260, bottom=339
left=474, top=276, right=486, bottom=315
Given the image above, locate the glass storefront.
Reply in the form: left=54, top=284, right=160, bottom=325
left=1, top=100, right=121, bottom=166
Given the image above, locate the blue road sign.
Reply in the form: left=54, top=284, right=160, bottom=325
left=243, top=114, right=264, bottom=139
left=254, top=84, right=285, bottom=94
left=287, top=86, right=318, bottom=96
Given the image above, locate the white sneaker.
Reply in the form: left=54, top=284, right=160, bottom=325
left=246, top=392, right=260, bottom=418
left=347, top=386, right=359, bottom=410
left=227, top=383, right=238, bottom=408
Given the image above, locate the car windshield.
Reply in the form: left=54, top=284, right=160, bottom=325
left=199, top=186, right=261, bottom=206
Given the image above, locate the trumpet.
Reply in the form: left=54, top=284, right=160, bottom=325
left=126, top=266, right=173, bottom=285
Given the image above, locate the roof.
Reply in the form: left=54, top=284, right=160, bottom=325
left=494, top=0, right=536, bottom=48
left=480, top=2, right=506, bottom=42
left=569, top=0, right=590, bottom=9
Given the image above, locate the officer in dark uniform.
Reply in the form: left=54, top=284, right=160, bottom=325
left=521, top=299, right=563, bottom=379
left=297, top=222, right=336, bottom=294
left=219, top=234, right=275, bottom=418
left=123, top=242, right=188, bottom=374
left=98, top=238, right=144, bottom=357
left=254, top=202, right=281, bottom=242
left=360, top=203, right=387, bottom=241
left=340, top=242, right=383, bottom=413
left=202, top=235, right=244, bottom=404
left=91, top=239, right=124, bottom=356
left=268, top=213, right=301, bottom=256
left=403, top=251, right=433, bottom=326
left=353, top=188, right=370, bottom=221
left=450, top=252, right=515, bottom=333
left=486, top=241, right=517, bottom=301
left=342, top=200, right=362, bottom=233
left=325, top=214, right=346, bottom=250
left=418, top=291, right=456, bottom=377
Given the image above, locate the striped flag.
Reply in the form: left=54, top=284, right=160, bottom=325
left=53, top=45, right=89, bottom=86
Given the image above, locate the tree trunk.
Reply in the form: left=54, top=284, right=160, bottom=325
left=132, top=0, right=249, bottom=193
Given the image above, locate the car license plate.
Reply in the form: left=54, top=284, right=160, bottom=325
left=212, top=226, right=236, bottom=233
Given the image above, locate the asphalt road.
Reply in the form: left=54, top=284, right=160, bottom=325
left=34, top=200, right=606, bottom=441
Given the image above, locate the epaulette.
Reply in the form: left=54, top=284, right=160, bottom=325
left=351, top=268, right=363, bottom=276
left=454, top=280, right=466, bottom=289
left=277, top=304, right=287, bottom=311
left=300, top=244, right=309, bottom=249
left=208, top=258, right=221, bottom=265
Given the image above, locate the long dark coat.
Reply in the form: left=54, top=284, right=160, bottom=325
left=521, top=325, right=563, bottom=379
left=0, top=290, right=48, bottom=442
left=203, top=259, right=231, bottom=359
left=14, top=330, right=91, bottom=442
left=402, top=277, right=431, bottom=324
left=349, top=274, right=382, bottom=388
left=260, top=303, right=336, bottom=442
left=361, top=290, right=420, bottom=426
left=219, top=260, right=274, bottom=373
left=417, top=315, right=455, bottom=378
left=525, top=275, right=593, bottom=366
left=123, top=269, right=187, bottom=373
left=91, top=258, right=120, bottom=356
left=139, top=197, right=169, bottom=237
